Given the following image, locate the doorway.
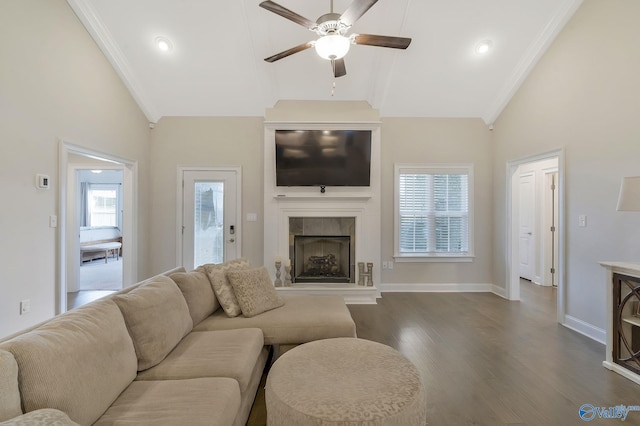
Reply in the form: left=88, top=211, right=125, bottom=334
left=59, top=142, right=137, bottom=313
left=507, top=149, right=565, bottom=322
left=177, top=167, right=242, bottom=270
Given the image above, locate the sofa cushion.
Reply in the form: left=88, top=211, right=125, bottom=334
left=113, top=275, right=193, bottom=371
left=226, top=267, right=284, bottom=317
left=193, top=295, right=357, bottom=345
left=94, top=378, right=240, bottom=426
left=0, top=350, right=22, bottom=422
left=202, top=259, right=250, bottom=317
left=0, top=300, right=137, bottom=426
left=170, top=268, right=220, bottom=325
left=136, top=329, right=265, bottom=394
left=0, top=409, right=80, bottom=426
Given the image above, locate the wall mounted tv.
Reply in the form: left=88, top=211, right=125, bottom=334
left=275, top=129, right=372, bottom=187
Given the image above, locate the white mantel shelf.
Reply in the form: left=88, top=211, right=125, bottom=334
left=277, top=285, right=378, bottom=304
left=273, top=195, right=372, bottom=201
left=599, top=261, right=640, bottom=386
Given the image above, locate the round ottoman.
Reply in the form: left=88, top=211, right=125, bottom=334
left=265, top=337, right=426, bottom=425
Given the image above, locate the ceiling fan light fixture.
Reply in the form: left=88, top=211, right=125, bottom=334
left=315, top=34, right=351, bottom=60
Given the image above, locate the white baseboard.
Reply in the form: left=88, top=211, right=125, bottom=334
left=491, top=285, right=508, bottom=299
left=563, top=314, right=606, bottom=344
left=380, top=283, right=497, bottom=293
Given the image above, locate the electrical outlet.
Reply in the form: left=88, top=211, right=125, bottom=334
left=20, top=299, right=30, bottom=315
left=388, top=261, right=394, bottom=270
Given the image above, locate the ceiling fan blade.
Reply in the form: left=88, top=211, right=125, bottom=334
left=264, top=42, right=314, bottom=63
left=340, top=0, right=379, bottom=26
left=353, top=34, right=412, bottom=49
left=259, top=1, right=317, bottom=30
left=332, top=58, right=347, bottom=78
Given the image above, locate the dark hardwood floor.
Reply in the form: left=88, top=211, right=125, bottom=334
left=249, top=282, right=640, bottom=425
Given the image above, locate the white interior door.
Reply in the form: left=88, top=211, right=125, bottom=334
left=518, top=172, right=535, bottom=280
left=181, top=169, right=240, bottom=269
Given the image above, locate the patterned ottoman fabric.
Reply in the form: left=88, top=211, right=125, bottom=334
left=266, top=337, right=426, bottom=425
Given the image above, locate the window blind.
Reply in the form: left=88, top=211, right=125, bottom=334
left=399, top=171, right=469, bottom=255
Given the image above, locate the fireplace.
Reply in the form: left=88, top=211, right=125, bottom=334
left=294, top=236, right=351, bottom=283
left=288, top=217, right=356, bottom=284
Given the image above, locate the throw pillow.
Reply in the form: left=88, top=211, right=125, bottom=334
left=0, top=350, right=22, bottom=421
left=170, top=269, right=220, bottom=325
left=226, top=267, right=284, bottom=318
left=113, top=276, right=193, bottom=371
left=201, top=259, right=250, bottom=318
left=208, top=271, right=242, bottom=317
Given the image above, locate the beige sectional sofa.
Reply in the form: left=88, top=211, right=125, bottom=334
left=0, top=259, right=356, bottom=425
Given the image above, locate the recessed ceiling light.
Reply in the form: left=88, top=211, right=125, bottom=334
left=475, top=40, right=492, bottom=55
left=155, top=37, right=173, bottom=52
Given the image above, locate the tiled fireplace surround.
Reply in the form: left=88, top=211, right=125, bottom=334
left=262, top=101, right=381, bottom=303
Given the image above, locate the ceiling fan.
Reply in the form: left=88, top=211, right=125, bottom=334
left=260, top=0, right=412, bottom=78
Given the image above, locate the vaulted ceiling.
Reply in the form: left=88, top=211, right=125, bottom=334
left=67, top=0, right=583, bottom=124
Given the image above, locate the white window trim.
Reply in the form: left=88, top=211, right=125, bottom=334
left=393, top=163, right=475, bottom=263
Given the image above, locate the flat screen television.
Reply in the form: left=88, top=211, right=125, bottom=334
left=275, top=130, right=372, bottom=187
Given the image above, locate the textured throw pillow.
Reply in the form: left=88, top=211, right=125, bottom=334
left=170, top=269, right=220, bottom=325
left=0, top=350, right=22, bottom=421
left=113, top=276, right=193, bottom=371
left=226, top=267, right=285, bottom=318
left=202, top=259, right=250, bottom=318
left=208, top=271, right=242, bottom=317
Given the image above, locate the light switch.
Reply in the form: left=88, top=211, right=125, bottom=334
left=246, top=213, right=258, bottom=222
left=578, top=215, right=587, bottom=228
left=49, top=215, right=57, bottom=228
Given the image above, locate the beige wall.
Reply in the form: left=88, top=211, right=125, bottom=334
left=150, top=116, right=494, bottom=288
left=380, top=118, right=494, bottom=286
left=149, top=117, right=265, bottom=273
left=0, top=0, right=151, bottom=338
left=492, top=0, right=640, bottom=332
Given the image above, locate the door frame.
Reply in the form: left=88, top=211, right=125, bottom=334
left=67, top=164, right=125, bottom=293
left=176, top=166, right=242, bottom=268
left=58, top=141, right=138, bottom=313
left=506, top=148, right=565, bottom=323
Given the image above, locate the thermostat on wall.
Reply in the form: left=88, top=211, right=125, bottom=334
left=36, top=174, right=50, bottom=189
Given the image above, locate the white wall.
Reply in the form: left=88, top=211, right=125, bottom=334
left=492, top=0, right=640, bottom=337
left=0, top=0, right=151, bottom=338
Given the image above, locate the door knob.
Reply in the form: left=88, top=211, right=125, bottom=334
left=228, top=238, right=235, bottom=243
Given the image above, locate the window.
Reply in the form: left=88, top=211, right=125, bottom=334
left=81, top=183, right=120, bottom=228
left=394, top=164, right=474, bottom=261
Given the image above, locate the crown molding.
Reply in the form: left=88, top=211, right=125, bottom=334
left=66, top=0, right=161, bottom=123
left=482, top=0, right=583, bottom=125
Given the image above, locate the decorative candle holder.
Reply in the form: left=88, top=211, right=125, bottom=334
left=284, top=265, right=292, bottom=287
left=358, top=262, right=373, bottom=287
left=274, top=261, right=282, bottom=287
